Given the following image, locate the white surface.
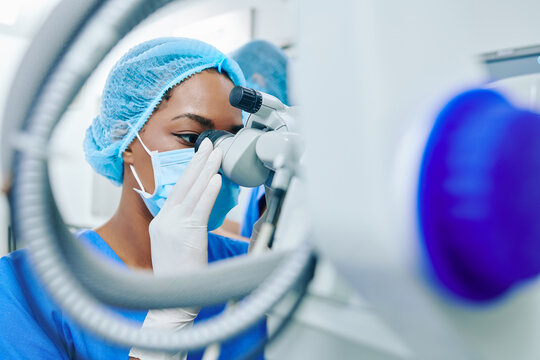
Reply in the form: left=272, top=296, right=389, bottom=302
left=486, top=73, right=540, bottom=112
left=298, top=0, right=540, bottom=359
left=0, top=0, right=60, bottom=251
left=269, top=290, right=412, bottom=359
left=282, top=261, right=411, bottom=358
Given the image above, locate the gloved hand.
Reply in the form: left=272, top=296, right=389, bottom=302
left=149, top=138, right=222, bottom=276
left=129, top=138, right=223, bottom=360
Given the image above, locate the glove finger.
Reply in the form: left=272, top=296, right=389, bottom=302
left=192, top=174, right=222, bottom=222
left=164, top=138, right=213, bottom=209
left=180, top=147, right=222, bottom=214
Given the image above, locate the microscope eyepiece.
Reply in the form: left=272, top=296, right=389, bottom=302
left=194, top=129, right=234, bottom=152
left=229, top=86, right=263, bottom=114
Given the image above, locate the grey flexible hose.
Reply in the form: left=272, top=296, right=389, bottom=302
left=9, top=0, right=315, bottom=352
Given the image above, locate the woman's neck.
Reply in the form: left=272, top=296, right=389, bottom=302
left=95, top=182, right=154, bottom=270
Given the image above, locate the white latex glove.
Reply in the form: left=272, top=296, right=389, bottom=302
left=130, top=139, right=223, bottom=360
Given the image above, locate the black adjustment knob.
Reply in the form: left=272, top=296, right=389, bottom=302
left=229, top=86, right=263, bottom=114
left=194, top=129, right=233, bottom=152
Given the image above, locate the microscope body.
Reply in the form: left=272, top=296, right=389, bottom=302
left=196, top=87, right=303, bottom=189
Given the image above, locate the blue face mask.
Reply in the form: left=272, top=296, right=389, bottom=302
left=129, top=133, right=239, bottom=231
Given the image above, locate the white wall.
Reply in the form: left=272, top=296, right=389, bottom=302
left=0, top=0, right=61, bottom=254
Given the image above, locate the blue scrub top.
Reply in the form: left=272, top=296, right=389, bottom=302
left=0, top=230, right=266, bottom=359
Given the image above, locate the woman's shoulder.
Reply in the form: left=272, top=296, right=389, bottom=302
left=0, top=249, right=39, bottom=292
left=207, top=232, right=249, bottom=262
left=0, top=237, right=142, bottom=359
left=0, top=249, right=28, bottom=291
left=0, top=249, right=72, bottom=358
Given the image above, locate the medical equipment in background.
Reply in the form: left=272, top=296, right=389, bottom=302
left=481, top=44, right=540, bottom=113
left=2, top=0, right=315, bottom=356
left=195, top=85, right=303, bottom=250
left=482, top=44, right=540, bottom=82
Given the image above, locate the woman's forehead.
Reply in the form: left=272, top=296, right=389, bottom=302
left=175, top=73, right=239, bottom=113
left=148, top=71, right=242, bottom=129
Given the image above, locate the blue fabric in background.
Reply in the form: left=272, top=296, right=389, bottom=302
left=229, top=40, right=289, bottom=106
left=240, top=186, right=266, bottom=238
left=0, top=229, right=266, bottom=359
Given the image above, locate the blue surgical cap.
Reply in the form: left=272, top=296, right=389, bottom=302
left=230, top=40, right=289, bottom=105
left=84, top=37, right=246, bottom=186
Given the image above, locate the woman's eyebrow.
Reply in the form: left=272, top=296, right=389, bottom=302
left=171, top=113, right=214, bottom=127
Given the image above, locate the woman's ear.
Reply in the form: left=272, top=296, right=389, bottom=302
left=122, top=146, right=135, bottom=165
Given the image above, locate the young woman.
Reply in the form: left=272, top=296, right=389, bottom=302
left=0, top=37, right=266, bottom=360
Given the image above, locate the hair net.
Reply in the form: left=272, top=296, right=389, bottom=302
left=230, top=40, right=289, bottom=105
left=84, top=37, right=245, bottom=186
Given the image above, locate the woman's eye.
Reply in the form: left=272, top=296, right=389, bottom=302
left=173, top=133, right=199, bottom=146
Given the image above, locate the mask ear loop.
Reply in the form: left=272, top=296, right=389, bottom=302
left=133, top=130, right=153, bottom=155
left=130, top=164, right=147, bottom=194
left=128, top=127, right=154, bottom=195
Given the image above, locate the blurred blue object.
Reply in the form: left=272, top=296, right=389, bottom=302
left=240, top=185, right=266, bottom=238
left=230, top=40, right=289, bottom=106
left=418, top=88, right=540, bottom=301
left=84, top=37, right=245, bottom=186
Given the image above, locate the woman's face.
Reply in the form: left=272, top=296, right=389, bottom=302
left=123, top=70, right=243, bottom=193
